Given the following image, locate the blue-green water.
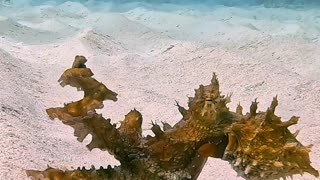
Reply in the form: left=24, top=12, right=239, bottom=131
left=2, top=0, right=320, bottom=8
left=1, top=0, right=320, bottom=44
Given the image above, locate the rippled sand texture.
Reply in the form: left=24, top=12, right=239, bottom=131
left=0, top=1, right=319, bottom=179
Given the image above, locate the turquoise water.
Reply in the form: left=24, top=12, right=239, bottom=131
left=1, top=0, right=319, bottom=43
left=2, top=0, right=320, bottom=8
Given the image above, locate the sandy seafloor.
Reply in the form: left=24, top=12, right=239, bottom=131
left=0, top=0, right=320, bottom=179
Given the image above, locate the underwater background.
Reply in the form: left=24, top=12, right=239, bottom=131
left=0, top=0, right=319, bottom=180
left=3, top=0, right=320, bottom=6
left=1, top=0, right=320, bottom=43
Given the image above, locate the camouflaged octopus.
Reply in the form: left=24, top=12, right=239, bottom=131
left=26, top=56, right=319, bottom=180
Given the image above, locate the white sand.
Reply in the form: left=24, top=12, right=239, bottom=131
left=0, top=1, right=319, bottom=179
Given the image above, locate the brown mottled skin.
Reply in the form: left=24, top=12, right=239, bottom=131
left=27, top=56, right=318, bottom=180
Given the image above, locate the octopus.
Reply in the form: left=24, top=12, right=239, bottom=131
left=26, top=55, right=319, bottom=180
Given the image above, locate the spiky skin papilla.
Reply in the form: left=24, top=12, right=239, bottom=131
left=224, top=98, right=319, bottom=179
left=26, top=56, right=318, bottom=180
